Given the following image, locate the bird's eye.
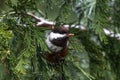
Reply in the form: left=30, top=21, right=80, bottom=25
left=59, top=30, right=68, bottom=34
left=52, top=27, right=69, bottom=34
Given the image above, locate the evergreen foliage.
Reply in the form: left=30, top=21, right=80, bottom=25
left=0, top=0, right=120, bottom=80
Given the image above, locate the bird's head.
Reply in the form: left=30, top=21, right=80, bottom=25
left=48, top=26, right=74, bottom=47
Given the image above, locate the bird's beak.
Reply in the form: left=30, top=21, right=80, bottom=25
left=68, top=33, right=74, bottom=37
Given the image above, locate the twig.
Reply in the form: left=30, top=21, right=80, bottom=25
left=26, top=12, right=55, bottom=28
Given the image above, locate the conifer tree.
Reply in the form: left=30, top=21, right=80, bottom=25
left=0, top=0, right=120, bottom=80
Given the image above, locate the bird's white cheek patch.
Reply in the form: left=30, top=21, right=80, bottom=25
left=49, top=32, right=66, bottom=40
left=46, top=36, right=63, bottom=52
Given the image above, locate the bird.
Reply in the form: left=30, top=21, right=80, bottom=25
left=45, top=26, right=74, bottom=63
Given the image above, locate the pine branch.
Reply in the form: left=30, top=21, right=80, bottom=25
left=4, top=11, right=120, bottom=41
left=26, top=12, right=120, bottom=40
